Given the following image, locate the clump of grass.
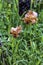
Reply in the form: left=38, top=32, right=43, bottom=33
left=0, top=0, right=43, bottom=65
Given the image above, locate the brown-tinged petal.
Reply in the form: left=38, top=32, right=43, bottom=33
left=22, top=10, right=38, bottom=24
left=10, top=25, right=22, bottom=37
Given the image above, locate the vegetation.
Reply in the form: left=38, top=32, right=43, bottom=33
left=0, top=0, right=43, bottom=65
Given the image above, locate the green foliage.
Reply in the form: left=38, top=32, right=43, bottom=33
left=0, top=0, right=43, bottom=65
